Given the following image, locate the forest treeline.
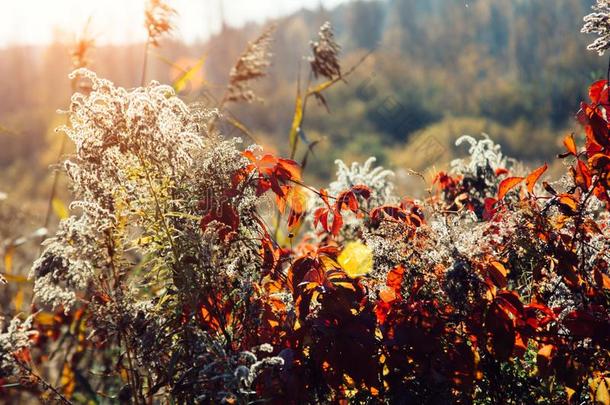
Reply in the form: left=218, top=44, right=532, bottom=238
left=0, top=0, right=603, bottom=197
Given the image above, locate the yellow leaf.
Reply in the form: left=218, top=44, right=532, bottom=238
left=60, top=363, right=75, bottom=398
left=13, top=288, right=24, bottom=311
left=595, top=377, right=610, bottom=405
left=3, top=244, right=14, bottom=274
left=343, top=373, right=355, bottom=387
left=119, top=366, right=129, bottom=382
left=338, top=241, right=373, bottom=278
left=35, top=312, right=57, bottom=326
left=566, top=387, right=576, bottom=403
left=172, top=55, right=207, bottom=93
left=307, top=79, right=334, bottom=96
left=3, top=273, right=30, bottom=284
left=319, top=255, right=342, bottom=272
left=52, top=197, right=69, bottom=220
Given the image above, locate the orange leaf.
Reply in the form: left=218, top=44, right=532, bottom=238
left=386, top=265, right=405, bottom=293
left=525, top=164, right=547, bottom=194
left=488, top=261, right=508, bottom=288
left=536, top=344, right=555, bottom=376
left=563, top=133, right=578, bottom=156
left=379, top=287, right=397, bottom=303
left=575, top=160, right=593, bottom=189
left=60, top=363, right=76, bottom=398
left=594, top=269, right=610, bottom=290
left=497, top=177, right=524, bottom=200
left=557, top=194, right=579, bottom=216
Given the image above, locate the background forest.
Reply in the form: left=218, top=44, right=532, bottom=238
left=0, top=0, right=603, bottom=205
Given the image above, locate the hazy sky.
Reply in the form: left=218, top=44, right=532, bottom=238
left=0, top=0, right=348, bottom=47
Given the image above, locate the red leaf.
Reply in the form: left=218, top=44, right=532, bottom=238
left=495, top=290, right=524, bottom=317
left=525, top=164, right=547, bottom=194
left=589, top=152, right=610, bottom=172
left=497, top=177, right=524, bottom=200
left=370, top=205, right=408, bottom=223
left=287, top=208, right=305, bottom=231
left=485, top=301, right=515, bottom=361
left=330, top=210, right=343, bottom=236
left=242, top=151, right=302, bottom=200
left=589, top=79, right=608, bottom=105
left=594, top=268, right=610, bottom=290
left=313, top=207, right=343, bottom=236
left=200, top=204, right=240, bottom=242
left=351, top=184, right=372, bottom=199
left=379, top=287, right=397, bottom=303
left=319, top=188, right=331, bottom=207
left=386, top=265, right=405, bottom=294
left=482, top=198, right=498, bottom=221
left=563, top=310, right=596, bottom=338
left=536, top=344, right=555, bottom=376
left=276, top=158, right=302, bottom=182
left=578, top=103, right=610, bottom=153
left=495, top=168, right=509, bottom=177
left=336, top=190, right=359, bottom=213
left=434, top=172, right=459, bottom=190
left=284, top=187, right=307, bottom=231
left=561, top=306, right=610, bottom=341
left=313, top=207, right=329, bottom=232
left=261, top=237, right=280, bottom=276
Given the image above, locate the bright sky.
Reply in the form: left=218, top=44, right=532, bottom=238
left=0, top=0, right=348, bottom=47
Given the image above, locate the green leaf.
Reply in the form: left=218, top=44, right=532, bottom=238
left=288, top=94, right=303, bottom=159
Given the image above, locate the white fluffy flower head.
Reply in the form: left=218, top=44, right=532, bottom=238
left=582, top=0, right=610, bottom=55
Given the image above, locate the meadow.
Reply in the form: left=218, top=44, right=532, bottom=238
left=0, top=0, right=610, bottom=403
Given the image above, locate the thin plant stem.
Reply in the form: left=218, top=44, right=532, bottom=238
left=141, top=39, right=150, bottom=87
left=43, top=134, right=68, bottom=230
left=17, top=360, right=74, bottom=405
left=140, top=159, right=180, bottom=267
left=40, top=132, right=69, bottom=254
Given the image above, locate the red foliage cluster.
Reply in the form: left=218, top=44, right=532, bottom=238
left=19, top=80, right=610, bottom=404
left=206, top=80, right=609, bottom=403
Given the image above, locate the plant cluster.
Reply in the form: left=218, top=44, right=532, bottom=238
left=0, top=16, right=609, bottom=405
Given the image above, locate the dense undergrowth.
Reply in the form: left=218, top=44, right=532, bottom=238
left=1, top=1, right=610, bottom=404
